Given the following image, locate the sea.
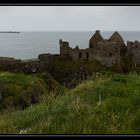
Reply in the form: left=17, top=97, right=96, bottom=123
left=0, top=31, right=140, bottom=60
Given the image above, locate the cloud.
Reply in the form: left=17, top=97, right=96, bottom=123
left=0, top=6, right=139, bottom=31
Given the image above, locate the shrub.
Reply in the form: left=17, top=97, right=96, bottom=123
left=112, top=74, right=127, bottom=82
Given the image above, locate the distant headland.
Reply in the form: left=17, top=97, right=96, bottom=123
left=0, top=31, right=20, bottom=33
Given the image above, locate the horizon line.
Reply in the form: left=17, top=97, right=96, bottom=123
left=1, top=30, right=140, bottom=32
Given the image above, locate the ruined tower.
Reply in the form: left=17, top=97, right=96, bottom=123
left=108, top=31, right=127, bottom=55
left=59, top=39, right=70, bottom=55
left=108, top=31, right=125, bottom=46
left=127, top=41, right=140, bottom=66
left=89, top=30, right=104, bottom=48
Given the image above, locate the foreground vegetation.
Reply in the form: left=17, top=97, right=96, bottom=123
left=0, top=71, right=140, bottom=134
left=0, top=71, right=62, bottom=111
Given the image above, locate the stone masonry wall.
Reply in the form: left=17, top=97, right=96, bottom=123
left=127, top=41, right=140, bottom=65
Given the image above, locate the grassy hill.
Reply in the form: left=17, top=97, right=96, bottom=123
left=0, top=71, right=140, bottom=134
left=0, top=71, right=62, bottom=111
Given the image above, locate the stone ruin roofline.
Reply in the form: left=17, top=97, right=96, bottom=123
left=60, top=30, right=125, bottom=49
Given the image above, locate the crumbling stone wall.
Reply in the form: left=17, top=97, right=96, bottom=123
left=127, top=41, right=140, bottom=66
left=59, top=30, right=121, bottom=67
left=59, top=39, right=72, bottom=56
left=38, top=53, right=60, bottom=63
left=70, top=46, right=80, bottom=60
left=89, top=30, right=104, bottom=48
left=91, top=41, right=120, bottom=67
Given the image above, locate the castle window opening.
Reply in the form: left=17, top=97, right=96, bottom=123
left=109, top=53, right=112, bottom=57
left=79, top=52, right=82, bottom=59
left=136, top=45, right=138, bottom=48
left=89, top=43, right=93, bottom=48
left=115, top=48, right=117, bottom=52
left=86, top=52, right=89, bottom=60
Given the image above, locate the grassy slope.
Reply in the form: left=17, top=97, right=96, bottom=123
left=0, top=71, right=62, bottom=110
left=0, top=72, right=140, bottom=134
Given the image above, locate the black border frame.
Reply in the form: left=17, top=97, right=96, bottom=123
left=0, top=2, right=140, bottom=137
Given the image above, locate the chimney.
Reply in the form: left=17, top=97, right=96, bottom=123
left=96, top=30, right=100, bottom=34
left=59, top=39, right=63, bottom=45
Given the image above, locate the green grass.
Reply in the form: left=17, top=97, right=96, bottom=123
left=0, top=72, right=140, bottom=134
left=0, top=71, right=62, bottom=111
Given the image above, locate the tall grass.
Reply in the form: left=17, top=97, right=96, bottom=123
left=0, top=72, right=140, bottom=134
left=0, top=71, right=62, bottom=111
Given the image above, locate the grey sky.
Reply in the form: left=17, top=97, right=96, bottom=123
left=0, top=6, right=140, bottom=31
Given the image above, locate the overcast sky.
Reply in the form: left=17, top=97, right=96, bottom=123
left=0, top=6, right=140, bottom=31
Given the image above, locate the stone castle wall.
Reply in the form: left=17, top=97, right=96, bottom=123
left=127, top=41, right=140, bottom=65
left=59, top=30, right=122, bottom=67
left=58, top=30, right=140, bottom=67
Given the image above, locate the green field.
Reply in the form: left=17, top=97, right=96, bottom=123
left=0, top=71, right=140, bottom=134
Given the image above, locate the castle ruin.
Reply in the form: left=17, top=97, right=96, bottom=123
left=39, top=30, right=140, bottom=67
left=1, top=30, right=140, bottom=74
